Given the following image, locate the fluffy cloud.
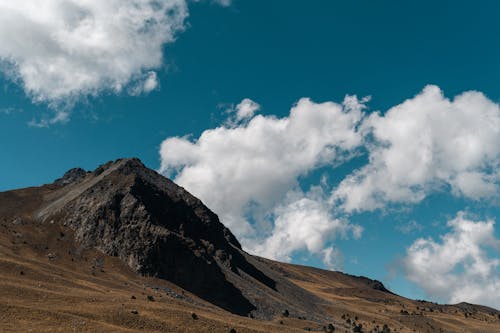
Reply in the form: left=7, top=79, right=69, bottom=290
left=231, top=98, right=261, bottom=122
left=0, top=0, right=188, bottom=112
left=253, top=188, right=362, bottom=269
left=403, top=212, right=500, bottom=308
left=223, top=98, right=261, bottom=127
left=159, top=86, right=500, bottom=268
left=333, top=85, right=500, bottom=212
left=160, top=96, right=367, bottom=264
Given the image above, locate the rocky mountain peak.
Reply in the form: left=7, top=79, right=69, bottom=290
left=54, top=167, right=87, bottom=186
left=35, top=158, right=272, bottom=314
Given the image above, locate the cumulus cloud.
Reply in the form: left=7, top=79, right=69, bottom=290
left=160, top=96, right=367, bottom=264
left=403, top=212, right=500, bottom=308
left=231, top=98, right=261, bottom=122
left=159, top=86, right=500, bottom=268
left=0, top=0, right=188, bottom=119
left=223, top=98, right=261, bottom=127
left=333, top=85, right=500, bottom=212
left=253, top=187, right=362, bottom=269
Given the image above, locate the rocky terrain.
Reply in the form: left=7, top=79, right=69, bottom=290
left=1, top=158, right=499, bottom=332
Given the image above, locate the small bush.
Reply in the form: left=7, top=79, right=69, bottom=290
left=353, top=324, right=362, bottom=332
left=191, top=313, right=198, bottom=320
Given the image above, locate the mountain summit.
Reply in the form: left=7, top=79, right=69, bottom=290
left=1, top=158, right=499, bottom=332
left=35, top=158, right=277, bottom=315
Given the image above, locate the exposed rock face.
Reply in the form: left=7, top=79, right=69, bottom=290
left=5, top=158, right=388, bottom=320
left=53, top=168, right=87, bottom=186
left=36, top=158, right=262, bottom=315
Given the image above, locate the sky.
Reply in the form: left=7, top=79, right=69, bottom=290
left=0, top=0, right=499, bottom=309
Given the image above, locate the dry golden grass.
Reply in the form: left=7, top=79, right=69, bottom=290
left=1, top=185, right=499, bottom=332
left=0, top=222, right=321, bottom=333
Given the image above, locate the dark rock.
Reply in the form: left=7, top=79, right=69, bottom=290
left=36, top=158, right=264, bottom=316
left=54, top=168, right=87, bottom=186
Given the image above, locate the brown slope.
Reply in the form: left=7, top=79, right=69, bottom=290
left=1, top=158, right=499, bottom=333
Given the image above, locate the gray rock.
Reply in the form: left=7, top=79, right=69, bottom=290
left=37, top=158, right=260, bottom=315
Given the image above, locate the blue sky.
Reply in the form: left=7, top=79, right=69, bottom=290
left=1, top=1, right=499, bottom=309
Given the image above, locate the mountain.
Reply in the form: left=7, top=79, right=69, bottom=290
left=1, top=158, right=499, bottom=333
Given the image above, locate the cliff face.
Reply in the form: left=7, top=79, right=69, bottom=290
left=35, top=158, right=259, bottom=315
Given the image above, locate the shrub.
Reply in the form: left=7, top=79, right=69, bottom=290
left=353, top=324, right=362, bottom=332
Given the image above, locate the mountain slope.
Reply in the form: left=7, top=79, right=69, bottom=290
left=1, top=158, right=499, bottom=333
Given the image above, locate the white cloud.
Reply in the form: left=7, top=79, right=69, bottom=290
left=253, top=188, right=362, bottom=269
left=224, top=98, right=261, bottom=127
left=332, top=85, right=500, bottom=212
left=129, top=71, right=159, bottom=96
left=160, top=96, right=367, bottom=264
left=403, top=212, right=500, bottom=309
left=0, top=0, right=188, bottom=119
left=28, top=110, right=70, bottom=128
left=158, top=86, right=500, bottom=269
left=233, top=98, right=260, bottom=122
left=396, top=220, right=423, bottom=235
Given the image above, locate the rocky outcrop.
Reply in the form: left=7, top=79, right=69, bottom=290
left=53, top=168, right=87, bottom=186
left=36, top=158, right=263, bottom=315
